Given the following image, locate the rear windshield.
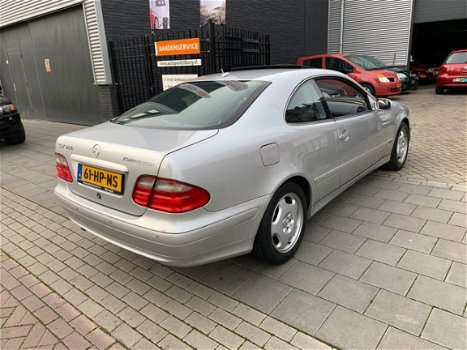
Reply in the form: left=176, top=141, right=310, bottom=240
left=445, top=52, right=467, bottom=64
left=112, top=80, right=269, bottom=130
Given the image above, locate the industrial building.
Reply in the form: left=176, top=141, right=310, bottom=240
left=0, top=0, right=465, bottom=124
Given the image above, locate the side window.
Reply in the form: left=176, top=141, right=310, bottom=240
left=325, top=57, right=353, bottom=74
left=316, top=78, right=368, bottom=118
left=286, top=81, right=328, bottom=123
left=302, top=58, right=322, bottom=68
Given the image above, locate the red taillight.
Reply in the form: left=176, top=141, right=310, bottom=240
left=55, top=153, right=73, bottom=182
left=132, top=175, right=156, bottom=206
left=438, top=65, right=447, bottom=75
left=132, top=176, right=210, bottom=213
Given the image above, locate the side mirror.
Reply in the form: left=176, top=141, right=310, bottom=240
left=376, top=98, right=391, bottom=110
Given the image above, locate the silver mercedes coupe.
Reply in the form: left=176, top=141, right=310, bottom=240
left=54, top=67, right=410, bottom=266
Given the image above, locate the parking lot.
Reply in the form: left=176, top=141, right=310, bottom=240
left=1, top=85, right=466, bottom=349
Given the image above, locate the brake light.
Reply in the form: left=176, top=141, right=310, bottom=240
left=132, top=176, right=210, bottom=213
left=438, top=65, right=447, bottom=75
left=55, top=153, right=73, bottom=182
left=132, top=175, right=156, bottom=206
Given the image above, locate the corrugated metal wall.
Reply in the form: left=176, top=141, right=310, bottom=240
left=0, top=0, right=81, bottom=25
left=328, top=0, right=342, bottom=53
left=328, top=0, right=414, bottom=66
left=414, top=0, right=467, bottom=23
left=0, top=0, right=110, bottom=84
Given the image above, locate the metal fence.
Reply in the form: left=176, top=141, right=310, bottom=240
left=109, top=21, right=270, bottom=113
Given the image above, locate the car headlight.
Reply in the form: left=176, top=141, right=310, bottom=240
left=0, top=104, right=15, bottom=113
left=377, top=74, right=390, bottom=83
left=396, top=73, right=407, bottom=80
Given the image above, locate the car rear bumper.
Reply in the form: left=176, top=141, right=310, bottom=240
left=437, top=75, right=467, bottom=88
left=54, top=183, right=270, bottom=267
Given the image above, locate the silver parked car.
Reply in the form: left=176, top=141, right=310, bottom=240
left=54, top=67, right=410, bottom=266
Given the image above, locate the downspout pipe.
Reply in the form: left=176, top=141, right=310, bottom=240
left=339, top=0, right=345, bottom=53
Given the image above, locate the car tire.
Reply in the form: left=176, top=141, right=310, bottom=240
left=435, top=87, right=444, bottom=94
left=5, top=128, right=26, bottom=145
left=361, top=83, right=375, bottom=96
left=382, top=122, right=409, bottom=171
left=253, top=182, right=307, bottom=265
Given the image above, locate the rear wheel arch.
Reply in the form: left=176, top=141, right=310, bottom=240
left=285, top=176, right=311, bottom=210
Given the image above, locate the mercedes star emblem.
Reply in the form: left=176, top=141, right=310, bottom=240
left=91, top=144, right=100, bottom=158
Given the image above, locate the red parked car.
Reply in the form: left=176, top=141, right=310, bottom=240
left=297, top=53, right=401, bottom=96
left=436, top=49, right=467, bottom=94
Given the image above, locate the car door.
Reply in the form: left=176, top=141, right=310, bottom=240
left=284, top=79, right=339, bottom=203
left=325, top=57, right=354, bottom=75
left=315, top=77, right=388, bottom=185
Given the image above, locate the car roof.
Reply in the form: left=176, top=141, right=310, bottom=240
left=450, top=48, right=467, bottom=53
left=298, top=53, right=349, bottom=60
left=194, top=68, right=346, bottom=83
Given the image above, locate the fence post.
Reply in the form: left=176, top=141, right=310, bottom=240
left=208, top=20, right=217, bottom=73
left=145, top=34, right=156, bottom=95
left=265, top=35, right=271, bottom=65
left=108, top=40, right=124, bottom=114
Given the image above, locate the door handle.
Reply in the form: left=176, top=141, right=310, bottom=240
left=339, top=129, right=351, bottom=141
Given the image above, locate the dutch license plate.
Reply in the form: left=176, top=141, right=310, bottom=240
left=453, top=78, right=467, bottom=83
left=77, top=164, right=124, bottom=194
left=419, top=74, right=426, bottom=78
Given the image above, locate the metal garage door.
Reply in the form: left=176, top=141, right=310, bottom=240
left=328, top=0, right=415, bottom=66
left=414, top=0, right=467, bottom=23
left=0, top=6, right=100, bottom=124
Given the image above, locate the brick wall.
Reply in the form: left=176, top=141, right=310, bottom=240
left=101, top=0, right=328, bottom=63
left=100, top=0, right=328, bottom=115
left=97, top=85, right=120, bottom=121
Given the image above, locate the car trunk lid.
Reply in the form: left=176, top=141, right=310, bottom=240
left=56, top=122, right=217, bottom=216
left=443, top=63, right=467, bottom=76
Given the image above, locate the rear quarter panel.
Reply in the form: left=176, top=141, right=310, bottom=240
left=157, top=76, right=329, bottom=212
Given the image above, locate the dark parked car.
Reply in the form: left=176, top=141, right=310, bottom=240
left=410, top=62, right=439, bottom=82
left=0, top=94, right=26, bottom=145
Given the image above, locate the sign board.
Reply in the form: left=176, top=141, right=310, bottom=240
left=150, top=0, right=170, bottom=30
left=157, top=59, right=202, bottom=67
left=200, top=0, right=226, bottom=26
left=155, top=38, right=200, bottom=56
left=44, top=58, right=51, bottom=72
left=162, top=74, right=198, bottom=90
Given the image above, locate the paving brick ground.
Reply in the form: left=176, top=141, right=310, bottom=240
left=1, top=86, right=466, bottom=349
